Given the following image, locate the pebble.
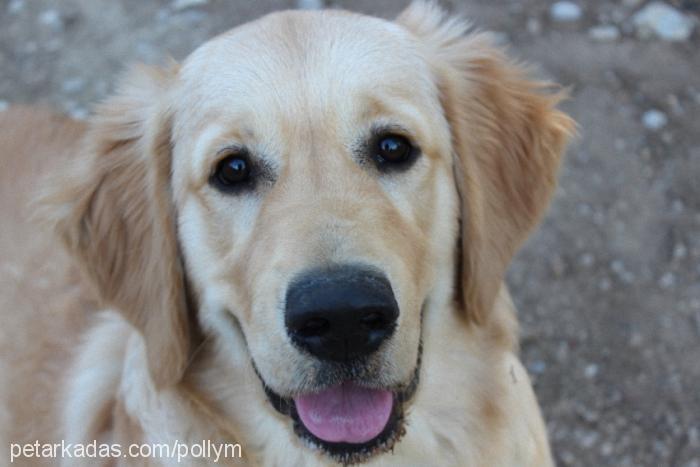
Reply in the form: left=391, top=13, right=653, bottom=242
left=7, top=0, right=24, bottom=14
left=491, top=32, right=510, bottom=46
left=666, top=94, right=683, bottom=116
left=61, top=77, right=85, bottom=94
left=600, top=441, right=614, bottom=456
left=529, top=360, right=547, bottom=374
left=38, top=9, right=62, bottom=30
left=550, top=255, right=567, bottom=277
left=588, top=25, right=621, bottom=42
left=673, top=243, right=688, bottom=259
left=584, top=364, right=599, bottom=379
left=0, top=100, right=8, bottom=112
left=577, top=430, right=599, bottom=448
left=527, top=17, right=542, bottom=34
left=579, top=253, right=595, bottom=268
left=659, top=272, right=676, bottom=289
left=671, top=198, right=685, bottom=213
left=632, top=2, right=695, bottom=42
left=550, top=1, right=583, bottom=22
left=297, top=0, right=324, bottom=9
left=611, top=260, right=635, bottom=283
left=171, top=0, right=208, bottom=11
left=642, top=109, right=668, bottom=131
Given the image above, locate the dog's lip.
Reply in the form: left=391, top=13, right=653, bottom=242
left=255, top=352, right=421, bottom=464
left=261, top=380, right=409, bottom=464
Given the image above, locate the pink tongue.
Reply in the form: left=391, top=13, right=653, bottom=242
left=294, top=382, right=393, bottom=444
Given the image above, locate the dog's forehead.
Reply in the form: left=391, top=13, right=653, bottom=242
left=173, top=10, right=436, bottom=133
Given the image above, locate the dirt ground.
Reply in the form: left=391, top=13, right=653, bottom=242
left=1, top=0, right=698, bottom=465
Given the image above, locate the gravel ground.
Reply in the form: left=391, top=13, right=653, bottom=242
left=1, top=0, right=699, bottom=465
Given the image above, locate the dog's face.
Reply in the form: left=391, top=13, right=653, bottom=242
left=52, top=3, right=574, bottom=464
left=170, top=11, right=457, bottom=457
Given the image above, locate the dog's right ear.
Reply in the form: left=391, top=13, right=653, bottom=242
left=45, top=64, right=190, bottom=388
left=398, top=2, right=576, bottom=324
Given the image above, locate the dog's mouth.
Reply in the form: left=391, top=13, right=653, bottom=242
left=256, top=352, right=420, bottom=464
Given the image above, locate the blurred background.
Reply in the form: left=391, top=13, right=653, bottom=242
left=1, top=0, right=698, bottom=465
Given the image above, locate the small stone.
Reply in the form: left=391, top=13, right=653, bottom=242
left=584, top=363, right=599, bottom=379
left=550, top=1, right=583, bottom=22
left=630, top=332, right=643, bottom=347
left=673, top=243, right=688, bottom=259
left=691, top=86, right=700, bottom=105
left=550, top=255, right=566, bottom=277
left=671, top=199, right=685, bottom=213
left=7, top=0, right=24, bottom=14
left=589, top=25, right=620, bottom=41
left=592, top=210, right=605, bottom=225
left=578, top=430, right=599, bottom=448
left=659, top=272, right=676, bottom=289
left=642, top=109, right=668, bottom=131
left=527, top=17, right=542, bottom=34
left=38, top=9, right=62, bottom=30
left=689, top=426, right=699, bottom=446
left=0, top=100, right=8, bottom=112
left=579, top=253, right=595, bottom=268
left=667, top=94, right=683, bottom=116
left=599, top=277, right=612, bottom=291
left=61, top=77, right=85, bottom=94
left=171, top=0, right=208, bottom=11
left=529, top=360, right=547, bottom=374
left=297, top=0, right=324, bottom=9
left=577, top=203, right=593, bottom=216
left=611, top=260, right=625, bottom=275
left=600, top=442, right=614, bottom=456
left=491, top=32, right=510, bottom=45
left=632, top=2, right=695, bottom=42
left=68, top=108, right=89, bottom=120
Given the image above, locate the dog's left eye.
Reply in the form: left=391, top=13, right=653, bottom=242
left=374, top=134, right=413, bottom=165
left=211, top=152, right=252, bottom=191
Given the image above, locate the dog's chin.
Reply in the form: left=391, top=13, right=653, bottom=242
left=255, top=354, right=421, bottom=465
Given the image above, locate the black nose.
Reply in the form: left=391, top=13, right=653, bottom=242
left=285, top=266, right=399, bottom=361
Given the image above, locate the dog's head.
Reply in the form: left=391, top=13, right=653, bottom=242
left=51, top=2, right=573, bottom=463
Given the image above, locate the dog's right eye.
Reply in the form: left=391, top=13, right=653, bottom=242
left=211, top=152, right=252, bottom=191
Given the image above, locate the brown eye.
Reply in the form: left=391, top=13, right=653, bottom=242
left=376, top=134, right=412, bottom=164
left=214, top=153, right=251, bottom=187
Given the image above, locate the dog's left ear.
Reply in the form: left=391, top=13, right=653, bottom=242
left=46, top=64, right=190, bottom=388
left=398, top=2, right=576, bottom=323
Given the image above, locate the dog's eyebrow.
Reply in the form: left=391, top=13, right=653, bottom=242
left=369, top=122, right=413, bottom=138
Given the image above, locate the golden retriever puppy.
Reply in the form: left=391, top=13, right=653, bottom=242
left=0, top=2, right=574, bottom=465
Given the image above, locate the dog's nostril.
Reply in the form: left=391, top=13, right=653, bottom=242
left=360, top=311, right=387, bottom=331
left=296, top=317, right=330, bottom=338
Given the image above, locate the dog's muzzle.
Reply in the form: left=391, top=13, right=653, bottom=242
left=282, top=265, right=399, bottom=444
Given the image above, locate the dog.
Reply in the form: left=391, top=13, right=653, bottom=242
left=0, top=2, right=575, bottom=465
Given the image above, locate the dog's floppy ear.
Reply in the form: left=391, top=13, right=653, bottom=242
left=398, top=2, right=576, bottom=323
left=48, top=64, right=189, bottom=387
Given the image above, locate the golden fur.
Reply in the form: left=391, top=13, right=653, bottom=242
left=0, top=3, right=574, bottom=466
